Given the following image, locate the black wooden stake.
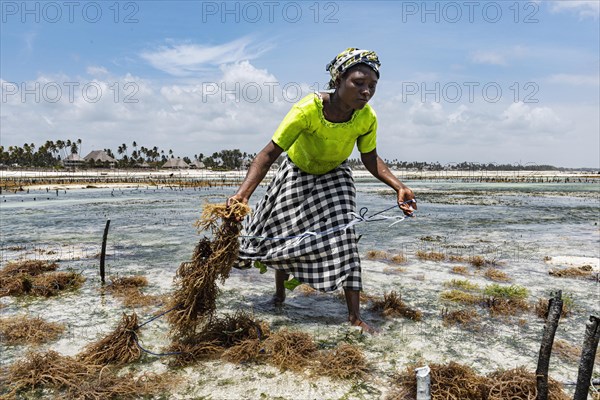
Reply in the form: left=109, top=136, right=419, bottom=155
left=536, top=290, right=563, bottom=400
left=573, top=315, right=600, bottom=400
left=100, top=219, right=111, bottom=284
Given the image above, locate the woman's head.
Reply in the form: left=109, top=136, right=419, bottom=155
left=326, top=48, right=380, bottom=90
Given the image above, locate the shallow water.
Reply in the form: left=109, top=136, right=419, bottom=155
left=1, top=181, right=599, bottom=398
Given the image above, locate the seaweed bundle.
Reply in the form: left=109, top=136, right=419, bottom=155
left=166, top=200, right=250, bottom=339
left=314, top=343, right=369, bottom=380
left=0, top=315, right=65, bottom=345
left=104, top=275, right=163, bottom=308
left=168, top=310, right=269, bottom=366
left=78, top=312, right=141, bottom=366
left=0, top=259, right=59, bottom=297
left=371, top=291, right=423, bottom=321
left=1, top=350, right=173, bottom=400
left=487, top=367, right=569, bottom=400
left=387, top=362, right=569, bottom=400
left=262, top=328, right=318, bottom=372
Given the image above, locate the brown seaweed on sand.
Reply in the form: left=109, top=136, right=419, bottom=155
left=371, top=291, right=423, bottom=321
left=1, top=350, right=174, bottom=399
left=486, top=367, right=569, bottom=400
left=166, top=201, right=251, bottom=339
left=78, top=312, right=141, bottom=366
left=388, top=362, right=488, bottom=400
left=0, top=315, right=65, bottom=346
left=386, top=362, right=569, bottom=400
left=313, top=343, right=369, bottom=380
left=168, top=311, right=269, bottom=366
left=104, top=275, right=163, bottom=308
left=29, top=271, right=85, bottom=297
left=0, top=259, right=63, bottom=297
left=262, top=329, right=318, bottom=372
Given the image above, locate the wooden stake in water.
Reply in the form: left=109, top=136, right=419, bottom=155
left=573, top=315, right=600, bottom=400
left=100, top=219, right=111, bottom=284
left=535, top=290, right=563, bottom=400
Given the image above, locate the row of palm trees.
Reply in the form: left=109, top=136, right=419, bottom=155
left=0, top=140, right=256, bottom=170
left=1, top=140, right=561, bottom=171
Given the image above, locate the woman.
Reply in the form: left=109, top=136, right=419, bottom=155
left=229, top=48, right=416, bottom=333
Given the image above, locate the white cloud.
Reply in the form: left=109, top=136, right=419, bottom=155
left=139, top=37, right=272, bottom=76
left=409, top=102, right=445, bottom=126
left=549, top=0, right=600, bottom=19
left=500, top=102, right=566, bottom=134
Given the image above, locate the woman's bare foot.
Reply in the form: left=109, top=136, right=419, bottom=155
left=349, top=317, right=378, bottom=334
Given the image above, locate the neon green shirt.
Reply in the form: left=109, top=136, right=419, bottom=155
left=271, top=92, right=377, bottom=175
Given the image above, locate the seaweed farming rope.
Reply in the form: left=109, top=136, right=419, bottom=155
left=239, top=200, right=417, bottom=242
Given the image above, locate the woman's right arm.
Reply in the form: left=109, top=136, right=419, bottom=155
left=229, top=140, right=283, bottom=204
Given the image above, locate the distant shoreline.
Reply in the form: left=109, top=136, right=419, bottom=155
left=1, top=168, right=598, bottom=191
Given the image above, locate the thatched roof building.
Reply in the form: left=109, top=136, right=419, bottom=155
left=162, top=157, right=190, bottom=169
left=62, top=153, right=85, bottom=168
left=84, top=150, right=117, bottom=167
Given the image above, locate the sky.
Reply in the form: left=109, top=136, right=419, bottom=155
left=1, top=0, right=599, bottom=168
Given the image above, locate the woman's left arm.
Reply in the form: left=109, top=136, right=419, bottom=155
left=360, top=149, right=417, bottom=215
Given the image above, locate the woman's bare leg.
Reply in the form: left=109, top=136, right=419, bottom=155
left=344, top=288, right=376, bottom=333
left=274, top=270, right=289, bottom=304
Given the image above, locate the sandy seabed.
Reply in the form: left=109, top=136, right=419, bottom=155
left=0, top=172, right=599, bottom=399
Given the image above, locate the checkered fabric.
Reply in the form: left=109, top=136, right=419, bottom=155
left=237, top=157, right=362, bottom=292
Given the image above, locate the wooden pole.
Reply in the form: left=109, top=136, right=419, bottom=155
left=100, top=219, right=111, bottom=284
left=536, top=290, right=563, bottom=400
left=573, top=315, right=600, bottom=400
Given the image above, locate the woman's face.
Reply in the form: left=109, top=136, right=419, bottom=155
left=335, top=64, right=378, bottom=110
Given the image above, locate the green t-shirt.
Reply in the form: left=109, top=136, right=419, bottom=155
left=271, top=92, right=377, bottom=175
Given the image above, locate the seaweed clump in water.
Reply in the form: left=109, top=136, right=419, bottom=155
left=0, top=315, right=65, bottom=345
left=78, top=312, right=141, bottom=366
left=1, top=350, right=174, bottom=399
left=386, top=362, right=569, bottom=400
left=166, top=200, right=251, bottom=340
left=371, top=291, right=423, bottom=321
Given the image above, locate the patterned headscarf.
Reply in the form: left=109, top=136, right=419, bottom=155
left=326, top=48, right=381, bottom=89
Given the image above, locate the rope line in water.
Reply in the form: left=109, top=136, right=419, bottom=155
left=131, top=331, right=186, bottom=357
left=239, top=201, right=416, bottom=242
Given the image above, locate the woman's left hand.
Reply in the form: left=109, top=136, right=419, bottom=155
left=397, top=186, right=417, bottom=216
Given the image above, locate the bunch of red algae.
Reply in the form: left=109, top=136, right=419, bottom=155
left=549, top=265, right=594, bottom=278
left=0, top=315, right=65, bottom=345
left=371, top=291, right=423, bottom=321
left=487, top=367, right=569, bottom=400
left=416, top=250, right=446, bottom=261
left=168, top=310, right=269, bottom=366
left=313, top=343, right=370, bottom=380
left=28, top=272, right=86, bottom=297
left=262, top=328, right=318, bottom=372
left=166, top=200, right=251, bottom=340
left=483, top=268, right=511, bottom=282
left=388, top=362, right=487, bottom=400
left=104, top=275, right=163, bottom=308
left=366, top=250, right=407, bottom=264
left=386, top=363, right=569, bottom=400
left=0, top=350, right=174, bottom=400
left=441, top=308, right=480, bottom=329
left=78, top=313, right=141, bottom=366
left=534, top=297, right=573, bottom=319
left=0, top=259, right=58, bottom=297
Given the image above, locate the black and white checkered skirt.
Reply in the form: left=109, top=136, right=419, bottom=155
left=237, top=157, right=362, bottom=291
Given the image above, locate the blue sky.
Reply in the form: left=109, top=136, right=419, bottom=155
left=1, top=0, right=599, bottom=167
